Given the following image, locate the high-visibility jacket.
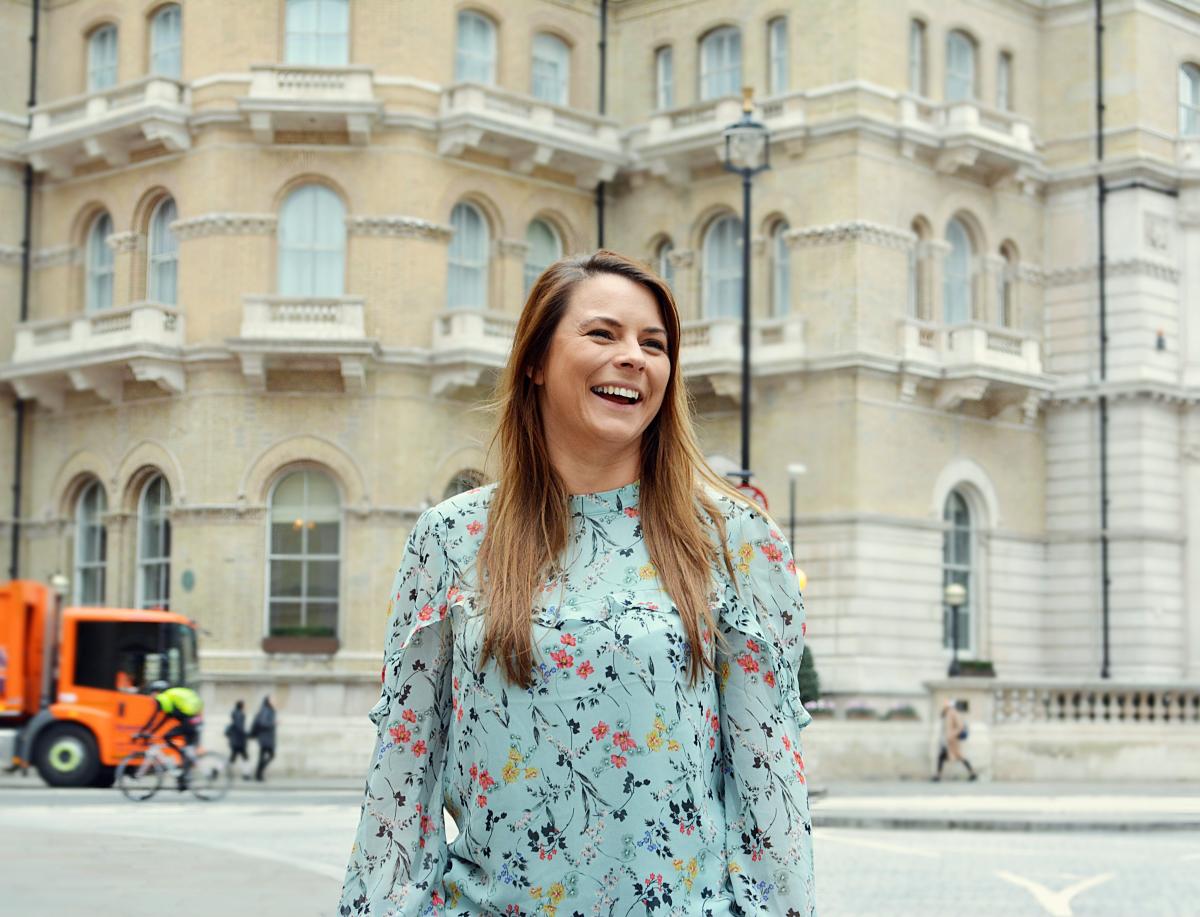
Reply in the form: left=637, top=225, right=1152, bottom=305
left=155, top=686, right=203, bottom=719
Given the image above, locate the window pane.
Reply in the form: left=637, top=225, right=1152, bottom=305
left=151, top=6, right=182, bottom=78
left=943, top=219, right=972, bottom=324
left=271, top=560, right=304, bottom=598
left=704, top=216, right=742, bottom=317
left=946, top=32, right=975, bottom=102
left=87, top=213, right=113, bottom=312
left=306, top=560, right=339, bottom=598
left=456, top=12, right=495, bottom=84
left=656, top=47, right=673, bottom=109
left=772, top=223, right=790, bottom=316
left=997, top=53, right=1012, bottom=110
left=278, top=185, right=345, bottom=297
left=524, top=219, right=560, bottom=294
left=270, top=601, right=303, bottom=632
left=532, top=34, right=569, bottom=105
left=701, top=28, right=741, bottom=101
left=909, top=21, right=926, bottom=95
left=89, top=26, right=118, bottom=91
left=307, top=603, right=338, bottom=633
left=271, top=520, right=303, bottom=555
left=308, top=520, right=339, bottom=555
left=286, top=0, right=347, bottom=65
left=447, top=203, right=488, bottom=310
left=769, top=19, right=788, bottom=95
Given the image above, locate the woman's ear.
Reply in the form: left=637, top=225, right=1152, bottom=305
left=526, top=365, right=544, bottom=385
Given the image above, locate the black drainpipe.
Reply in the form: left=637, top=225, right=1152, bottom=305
left=10, top=0, right=39, bottom=580
left=595, top=0, right=607, bottom=248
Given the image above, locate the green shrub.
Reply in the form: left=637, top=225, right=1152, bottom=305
left=798, top=646, right=820, bottom=704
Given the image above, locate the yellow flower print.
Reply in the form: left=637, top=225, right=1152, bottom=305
left=638, top=563, right=657, bottom=580
left=673, top=856, right=700, bottom=891
left=728, top=861, right=743, bottom=875
left=720, top=660, right=731, bottom=687
left=502, top=761, right=519, bottom=784
left=508, top=747, right=522, bottom=762
left=646, top=732, right=664, bottom=752
left=668, top=739, right=681, bottom=752
left=386, top=598, right=394, bottom=619
left=653, top=716, right=667, bottom=732
left=544, top=907, right=557, bottom=917
left=524, top=767, right=539, bottom=779
left=549, top=883, right=566, bottom=905
left=529, top=886, right=543, bottom=900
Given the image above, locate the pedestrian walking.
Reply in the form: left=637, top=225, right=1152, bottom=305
left=339, top=251, right=816, bottom=915
left=249, top=695, right=276, bottom=782
left=933, top=698, right=978, bottom=781
left=224, top=699, right=251, bottom=780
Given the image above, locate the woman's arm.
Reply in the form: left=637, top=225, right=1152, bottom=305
left=339, top=509, right=455, bottom=916
left=717, top=507, right=816, bottom=916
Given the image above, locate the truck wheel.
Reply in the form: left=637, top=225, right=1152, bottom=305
left=34, top=724, right=100, bottom=788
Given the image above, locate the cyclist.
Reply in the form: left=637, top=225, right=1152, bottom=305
left=136, top=681, right=204, bottom=790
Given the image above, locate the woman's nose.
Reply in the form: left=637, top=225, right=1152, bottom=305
left=614, top=337, right=646, bottom=368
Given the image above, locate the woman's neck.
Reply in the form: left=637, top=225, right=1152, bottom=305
left=546, top=434, right=641, bottom=495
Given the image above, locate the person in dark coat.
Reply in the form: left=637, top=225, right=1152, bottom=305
left=225, top=699, right=250, bottom=780
left=249, top=695, right=277, bottom=782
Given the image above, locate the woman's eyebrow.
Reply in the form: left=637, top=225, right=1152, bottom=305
left=578, top=315, right=667, bottom=335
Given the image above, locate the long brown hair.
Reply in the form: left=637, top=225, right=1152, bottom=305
left=478, top=250, right=745, bottom=688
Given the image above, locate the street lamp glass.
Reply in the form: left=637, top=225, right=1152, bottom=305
left=723, top=121, right=768, bottom=171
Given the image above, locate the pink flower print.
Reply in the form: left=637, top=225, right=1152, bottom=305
left=802, top=621, right=807, bottom=636
left=389, top=724, right=410, bottom=744
left=549, top=648, right=574, bottom=669
left=624, top=506, right=639, bottom=518
left=763, top=670, right=776, bottom=688
left=592, top=721, right=610, bottom=740
left=418, top=604, right=434, bottom=622
left=467, top=520, right=483, bottom=536
left=760, top=543, right=784, bottom=563
left=576, top=660, right=594, bottom=679
left=411, top=739, right=428, bottom=756
left=787, top=559, right=797, bottom=574
left=782, top=735, right=792, bottom=751
left=770, top=529, right=782, bottom=541
left=745, top=639, right=760, bottom=654
left=736, top=653, right=760, bottom=674
left=560, top=633, right=576, bottom=646
left=476, top=794, right=488, bottom=807
left=469, top=763, right=479, bottom=781
left=402, top=708, right=417, bottom=723
left=612, top=730, right=637, bottom=752
left=610, top=754, right=628, bottom=768
left=478, top=770, right=497, bottom=791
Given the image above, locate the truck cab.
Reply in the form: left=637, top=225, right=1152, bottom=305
left=1, top=580, right=201, bottom=787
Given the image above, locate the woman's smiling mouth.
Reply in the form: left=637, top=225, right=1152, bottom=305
left=591, top=384, right=642, bottom=405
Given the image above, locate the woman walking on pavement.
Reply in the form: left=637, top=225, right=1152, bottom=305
left=250, top=695, right=276, bottom=782
left=933, top=698, right=978, bottom=781
left=225, top=699, right=251, bottom=780
left=339, top=250, right=816, bottom=915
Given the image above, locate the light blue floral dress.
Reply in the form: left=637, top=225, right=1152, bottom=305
left=339, top=482, right=815, bottom=916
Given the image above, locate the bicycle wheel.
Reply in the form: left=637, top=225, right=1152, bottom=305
left=117, top=751, right=164, bottom=801
left=189, top=752, right=231, bottom=802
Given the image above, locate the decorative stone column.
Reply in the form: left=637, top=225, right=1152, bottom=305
left=107, top=231, right=144, bottom=308
left=926, top=240, right=951, bottom=324
left=981, top=253, right=1006, bottom=325
left=495, top=238, right=529, bottom=315
left=667, top=249, right=696, bottom=318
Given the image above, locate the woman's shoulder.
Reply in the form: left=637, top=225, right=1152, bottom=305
left=702, top=486, right=778, bottom=547
left=422, top=482, right=496, bottom=529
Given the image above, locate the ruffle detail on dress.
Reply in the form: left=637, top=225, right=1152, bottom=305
left=718, top=582, right=812, bottom=730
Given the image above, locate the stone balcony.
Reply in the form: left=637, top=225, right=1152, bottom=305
left=228, top=295, right=377, bottom=390
left=438, top=83, right=623, bottom=187
left=897, top=318, right=1052, bottom=422
left=23, top=77, right=190, bottom=178
left=896, top=95, right=1041, bottom=189
left=429, top=309, right=806, bottom=399
left=626, top=95, right=746, bottom=183
left=1, top=303, right=185, bottom=410
left=238, top=65, right=383, bottom=144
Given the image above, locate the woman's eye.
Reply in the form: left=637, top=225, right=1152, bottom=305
left=643, top=340, right=666, bottom=351
left=588, top=329, right=614, bottom=340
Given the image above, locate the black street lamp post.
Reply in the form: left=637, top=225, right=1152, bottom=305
left=722, top=88, right=770, bottom=485
left=944, top=582, right=967, bottom=677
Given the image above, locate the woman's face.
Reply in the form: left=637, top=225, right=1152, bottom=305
left=533, top=272, right=671, bottom=458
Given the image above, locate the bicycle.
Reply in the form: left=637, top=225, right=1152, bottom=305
left=116, top=735, right=231, bottom=802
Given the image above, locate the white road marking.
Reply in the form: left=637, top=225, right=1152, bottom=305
left=815, top=830, right=939, bottom=859
left=1180, top=852, right=1200, bottom=861
left=995, top=869, right=1115, bottom=917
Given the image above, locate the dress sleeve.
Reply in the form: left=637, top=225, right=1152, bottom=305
left=716, top=508, right=816, bottom=916
left=339, top=509, right=454, bottom=916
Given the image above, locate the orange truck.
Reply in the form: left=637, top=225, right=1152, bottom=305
left=0, top=580, right=200, bottom=787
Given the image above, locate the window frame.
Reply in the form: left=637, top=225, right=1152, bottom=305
left=284, top=0, right=350, bottom=67
left=455, top=10, right=497, bottom=85
left=767, top=17, right=789, bottom=96
left=86, top=212, right=114, bottom=313
left=656, top=239, right=675, bottom=290
left=531, top=32, right=570, bottom=105
left=654, top=45, right=674, bottom=110
left=769, top=220, right=790, bottom=316
left=699, top=26, right=742, bottom=102
left=74, top=480, right=108, bottom=606
left=136, top=474, right=172, bottom=611
left=943, top=218, right=974, bottom=324
left=523, top=218, right=562, bottom=296
left=149, top=4, right=182, bottom=79
left=265, top=468, right=342, bottom=639
left=1180, top=63, right=1200, bottom=136
left=147, top=197, right=179, bottom=306
left=277, top=184, right=347, bottom=298
left=996, top=50, right=1013, bottom=111
left=942, top=490, right=974, bottom=655
left=702, top=214, right=743, bottom=319
left=945, top=30, right=977, bottom=103
left=908, top=19, right=927, bottom=96
left=447, top=201, right=490, bottom=311
left=88, top=24, right=119, bottom=92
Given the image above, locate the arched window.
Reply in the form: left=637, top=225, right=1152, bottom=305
left=996, top=51, right=1013, bottom=112
left=278, top=184, right=345, bottom=297
left=443, top=468, right=487, bottom=500
left=909, top=20, right=927, bottom=96
left=285, top=0, right=349, bottom=66
left=268, top=469, right=340, bottom=638
left=703, top=215, right=742, bottom=318
left=699, top=26, right=741, bottom=101
left=1181, top=63, right=1200, bottom=135
left=523, top=219, right=561, bottom=296
left=447, top=202, right=489, bottom=310
left=945, top=30, right=976, bottom=103
left=150, top=5, right=182, bottom=78
left=942, top=490, right=972, bottom=653
left=769, top=220, right=790, bottom=316
left=88, top=25, right=118, bottom=92
left=455, top=10, right=496, bottom=84
left=655, top=46, right=674, bottom=109
left=998, top=242, right=1018, bottom=328
left=532, top=33, right=569, bottom=105
left=767, top=17, right=788, bottom=96
left=137, top=474, right=171, bottom=610
left=656, top=239, right=675, bottom=290
left=86, top=212, right=114, bottom=313
left=147, top=197, right=178, bottom=305
left=943, top=218, right=973, bottom=324
left=75, top=480, right=107, bottom=606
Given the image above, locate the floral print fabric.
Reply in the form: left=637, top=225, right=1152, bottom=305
left=339, top=482, right=814, bottom=916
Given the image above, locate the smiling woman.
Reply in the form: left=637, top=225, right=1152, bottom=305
left=339, top=250, right=816, bottom=916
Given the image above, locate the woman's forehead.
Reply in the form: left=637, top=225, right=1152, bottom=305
left=563, top=273, right=664, bottom=325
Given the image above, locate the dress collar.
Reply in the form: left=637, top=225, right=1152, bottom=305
left=569, top=480, right=640, bottom=517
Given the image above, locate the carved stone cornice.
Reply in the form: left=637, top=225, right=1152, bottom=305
left=1017, top=263, right=1044, bottom=285
left=787, top=220, right=916, bottom=252
left=346, top=216, right=453, bottom=241
left=1043, top=258, right=1179, bottom=287
left=32, top=245, right=80, bottom=269
left=495, top=238, right=529, bottom=258
left=667, top=249, right=694, bottom=269
left=106, top=231, right=145, bottom=254
left=170, top=213, right=277, bottom=241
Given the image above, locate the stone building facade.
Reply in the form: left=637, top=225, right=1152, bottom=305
left=0, top=0, right=1198, bottom=775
